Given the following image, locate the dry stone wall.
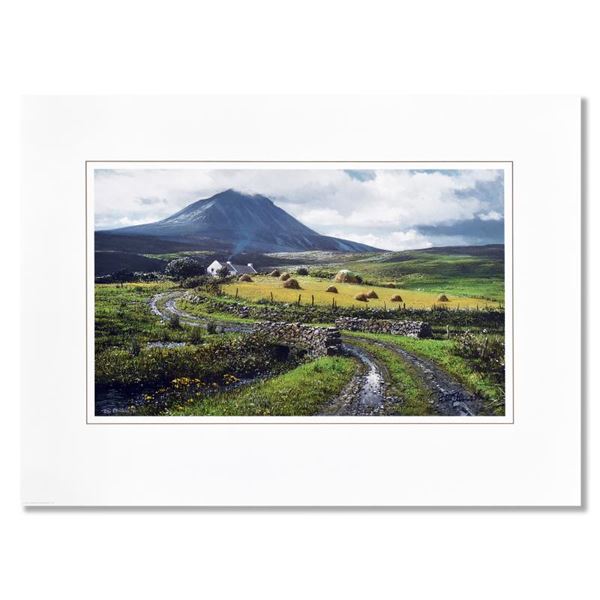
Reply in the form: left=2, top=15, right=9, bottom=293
left=335, top=316, right=433, bottom=339
left=252, top=322, right=342, bottom=357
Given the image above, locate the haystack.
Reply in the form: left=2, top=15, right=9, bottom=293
left=238, top=274, right=253, bottom=282
left=279, top=272, right=291, bottom=281
left=283, top=278, right=301, bottom=289
left=390, top=294, right=403, bottom=302
left=366, top=290, right=379, bottom=299
left=334, top=269, right=361, bottom=284
left=385, top=283, right=396, bottom=288
left=326, top=285, right=338, bottom=293
left=269, top=269, right=281, bottom=277
left=354, top=293, right=369, bottom=302
left=437, top=294, right=450, bottom=302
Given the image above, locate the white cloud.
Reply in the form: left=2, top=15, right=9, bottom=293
left=478, top=210, right=503, bottom=221
left=329, top=229, right=433, bottom=251
left=295, top=208, right=347, bottom=227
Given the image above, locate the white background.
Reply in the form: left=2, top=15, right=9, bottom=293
left=1, top=1, right=596, bottom=599
left=23, top=98, right=558, bottom=504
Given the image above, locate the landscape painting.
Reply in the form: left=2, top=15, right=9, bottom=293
left=89, top=162, right=511, bottom=421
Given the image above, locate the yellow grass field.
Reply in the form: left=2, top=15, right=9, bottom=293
left=221, top=276, right=499, bottom=310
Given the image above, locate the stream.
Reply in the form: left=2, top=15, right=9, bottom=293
left=95, top=376, right=258, bottom=416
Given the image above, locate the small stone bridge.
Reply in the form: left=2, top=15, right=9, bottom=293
left=252, top=322, right=342, bottom=357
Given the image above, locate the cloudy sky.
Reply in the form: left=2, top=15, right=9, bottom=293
left=94, top=168, right=504, bottom=251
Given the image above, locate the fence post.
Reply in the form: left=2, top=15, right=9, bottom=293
left=311, top=294, right=314, bottom=306
left=235, top=287, right=239, bottom=299
left=270, top=291, right=273, bottom=303
left=297, top=294, right=301, bottom=306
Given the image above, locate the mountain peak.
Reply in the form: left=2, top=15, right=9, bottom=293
left=179, top=189, right=274, bottom=215
left=105, top=190, right=381, bottom=254
left=211, top=189, right=273, bottom=204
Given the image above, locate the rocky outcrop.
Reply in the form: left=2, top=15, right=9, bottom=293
left=252, top=322, right=342, bottom=357
left=334, top=317, right=433, bottom=339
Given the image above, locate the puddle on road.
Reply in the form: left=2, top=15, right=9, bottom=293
left=343, top=344, right=386, bottom=408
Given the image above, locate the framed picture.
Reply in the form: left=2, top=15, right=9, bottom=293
left=21, top=96, right=581, bottom=506
left=88, top=160, right=512, bottom=424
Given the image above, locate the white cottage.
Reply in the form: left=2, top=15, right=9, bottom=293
left=207, top=260, right=257, bottom=277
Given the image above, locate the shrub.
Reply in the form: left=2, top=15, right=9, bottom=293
left=199, top=278, right=224, bottom=295
left=279, top=272, right=291, bottom=281
left=453, top=331, right=505, bottom=380
left=135, top=271, right=162, bottom=282
left=326, top=286, right=338, bottom=293
left=181, top=275, right=211, bottom=289
left=206, top=321, right=217, bottom=334
left=129, top=337, right=141, bottom=356
left=310, top=268, right=336, bottom=279
left=283, top=278, right=301, bottom=289
left=189, top=327, right=204, bottom=345
left=165, top=257, right=205, bottom=280
left=296, top=267, right=309, bottom=276
left=366, top=290, right=378, bottom=299
left=168, top=313, right=181, bottom=329
left=354, top=293, right=369, bottom=302
left=216, top=266, right=230, bottom=279
left=384, top=282, right=396, bottom=288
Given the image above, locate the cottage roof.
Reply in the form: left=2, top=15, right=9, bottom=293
left=227, top=262, right=256, bottom=275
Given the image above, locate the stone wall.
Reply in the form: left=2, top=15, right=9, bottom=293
left=334, top=316, right=433, bottom=339
left=252, top=322, right=342, bottom=357
left=185, top=292, right=504, bottom=329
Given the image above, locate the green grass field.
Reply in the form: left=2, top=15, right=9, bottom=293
left=176, top=298, right=260, bottom=324
left=95, top=282, right=182, bottom=351
left=338, top=249, right=504, bottom=301
left=168, top=356, right=357, bottom=416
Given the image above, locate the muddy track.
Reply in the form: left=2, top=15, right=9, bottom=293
left=322, top=341, right=393, bottom=416
left=350, top=336, right=483, bottom=416
left=150, top=292, right=254, bottom=333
